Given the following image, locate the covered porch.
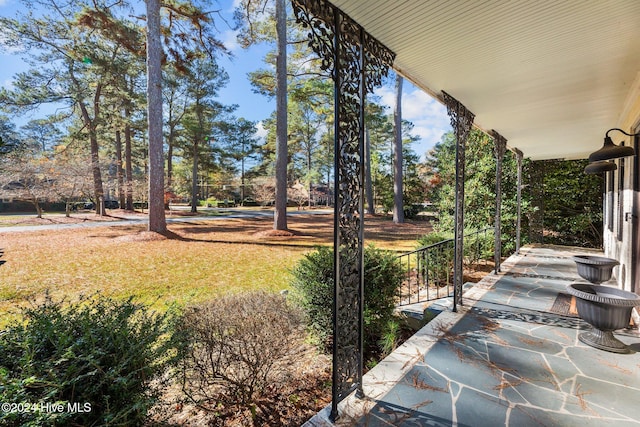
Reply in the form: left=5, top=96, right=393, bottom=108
left=289, top=0, right=640, bottom=423
left=306, top=245, right=640, bottom=426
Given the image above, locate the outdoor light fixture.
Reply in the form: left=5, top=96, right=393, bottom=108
left=584, top=160, right=617, bottom=174
left=588, top=128, right=637, bottom=162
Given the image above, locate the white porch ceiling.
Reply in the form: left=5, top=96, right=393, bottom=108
left=328, top=0, right=640, bottom=160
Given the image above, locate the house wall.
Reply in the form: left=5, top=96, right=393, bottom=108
left=604, top=72, right=640, bottom=297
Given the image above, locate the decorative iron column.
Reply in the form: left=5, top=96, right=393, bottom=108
left=292, top=0, right=395, bottom=420
left=530, top=160, right=545, bottom=244
left=514, top=148, right=523, bottom=254
left=442, top=91, right=475, bottom=311
left=492, top=131, right=507, bottom=273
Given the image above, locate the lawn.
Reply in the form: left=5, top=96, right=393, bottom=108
left=0, top=211, right=432, bottom=325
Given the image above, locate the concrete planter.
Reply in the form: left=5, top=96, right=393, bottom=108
left=572, top=255, right=619, bottom=284
left=566, top=283, right=640, bottom=353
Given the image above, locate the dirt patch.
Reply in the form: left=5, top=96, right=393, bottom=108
left=464, top=262, right=495, bottom=283
left=113, top=231, right=168, bottom=242
left=154, top=344, right=332, bottom=427
left=254, top=229, right=298, bottom=238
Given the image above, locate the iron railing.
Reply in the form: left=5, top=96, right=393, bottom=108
left=397, top=228, right=494, bottom=306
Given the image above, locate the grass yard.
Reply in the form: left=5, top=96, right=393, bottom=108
left=0, top=211, right=433, bottom=325
left=0, top=211, right=436, bottom=425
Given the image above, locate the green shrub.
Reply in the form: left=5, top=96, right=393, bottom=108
left=416, top=231, right=454, bottom=248
left=464, top=229, right=495, bottom=263
left=403, top=204, right=423, bottom=219
left=199, top=197, right=219, bottom=207
left=416, top=232, right=454, bottom=287
left=0, top=294, right=176, bottom=427
left=290, top=245, right=404, bottom=358
left=378, top=318, right=401, bottom=356
left=415, top=230, right=494, bottom=286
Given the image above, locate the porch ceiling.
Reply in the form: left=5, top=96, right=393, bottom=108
left=328, top=0, right=640, bottom=160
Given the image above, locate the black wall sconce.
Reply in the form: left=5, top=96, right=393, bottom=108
left=588, top=128, right=637, bottom=163
left=584, top=160, right=617, bottom=174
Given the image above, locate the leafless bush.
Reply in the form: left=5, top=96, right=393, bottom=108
left=177, top=291, right=304, bottom=412
left=250, top=177, right=276, bottom=206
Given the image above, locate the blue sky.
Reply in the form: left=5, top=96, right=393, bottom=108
left=0, top=0, right=451, bottom=158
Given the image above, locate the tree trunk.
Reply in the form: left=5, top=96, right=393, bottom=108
left=392, top=74, right=404, bottom=224
left=89, top=129, right=105, bottom=216
left=115, top=129, right=125, bottom=208
left=191, top=141, right=199, bottom=213
left=308, top=150, right=312, bottom=209
left=167, top=109, right=178, bottom=188
left=69, top=66, right=105, bottom=217
left=76, top=101, right=104, bottom=216
left=241, top=150, right=245, bottom=205
left=146, top=0, right=167, bottom=233
left=274, top=0, right=288, bottom=230
left=167, top=134, right=174, bottom=187
left=34, top=199, right=43, bottom=219
left=365, top=126, right=375, bottom=215
left=327, top=168, right=331, bottom=207
left=124, top=121, right=134, bottom=211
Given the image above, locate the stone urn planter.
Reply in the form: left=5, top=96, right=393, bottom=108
left=566, top=283, right=640, bottom=353
left=572, top=255, right=619, bottom=284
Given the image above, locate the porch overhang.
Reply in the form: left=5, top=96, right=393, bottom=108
left=327, top=0, right=640, bottom=160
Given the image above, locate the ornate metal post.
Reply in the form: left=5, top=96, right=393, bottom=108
left=292, top=0, right=394, bottom=420
left=530, top=160, right=545, bottom=244
left=492, top=131, right=507, bottom=273
left=514, top=148, right=523, bottom=254
left=442, top=91, right=475, bottom=312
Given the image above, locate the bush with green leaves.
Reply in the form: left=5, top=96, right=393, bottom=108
left=0, top=294, right=176, bottom=427
left=415, top=229, right=494, bottom=286
left=416, top=231, right=454, bottom=287
left=426, top=129, right=531, bottom=255
left=463, top=228, right=495, bottom=264
left=290, top=245, right=404, bottom=357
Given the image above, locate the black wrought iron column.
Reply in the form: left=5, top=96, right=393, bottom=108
left=292, top=0, right=395, bottom=420
left=530, top=160, right=545, bottom=244
left=442, top=91, right=475, bottom=312
left=492, top=131, right=507, bottom=273
left=514, top=148, right=523, bottom=254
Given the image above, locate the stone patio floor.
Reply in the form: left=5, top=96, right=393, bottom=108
left=305, top=245, right=640, bottom=426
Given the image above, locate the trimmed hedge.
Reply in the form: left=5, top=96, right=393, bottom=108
left=290, top=245, right=404, bottom=357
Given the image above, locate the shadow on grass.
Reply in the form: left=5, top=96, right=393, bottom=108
left=160, top=229, right=323, bottom=250
left=90, top=226, right=320, bottom=250
left=82, top=213, right=431, bottom=252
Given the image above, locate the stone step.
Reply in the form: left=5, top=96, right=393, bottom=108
left=395, top=282, right=475, bottom=330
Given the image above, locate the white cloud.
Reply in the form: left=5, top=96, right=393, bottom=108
left=254, top=121, right=268, bottom=141
left=221, top=29, right=241, bottom=52
left=373, top=83, right=451, bottom=158
left=2, top=78, right=15, bottom=90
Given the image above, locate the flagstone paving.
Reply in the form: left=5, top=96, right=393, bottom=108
left=305, top=245, right=640, bottom=426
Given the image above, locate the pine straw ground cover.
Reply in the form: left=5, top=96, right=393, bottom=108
left=0, top=210, right=432, bottom=322
left=0, top=211, right=433, bottom=425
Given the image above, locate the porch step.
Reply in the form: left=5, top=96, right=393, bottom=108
left=396, top=282, right=475, bottom=330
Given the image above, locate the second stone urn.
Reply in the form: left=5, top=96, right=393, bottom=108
left=572, top=255, right=619, bottom=284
